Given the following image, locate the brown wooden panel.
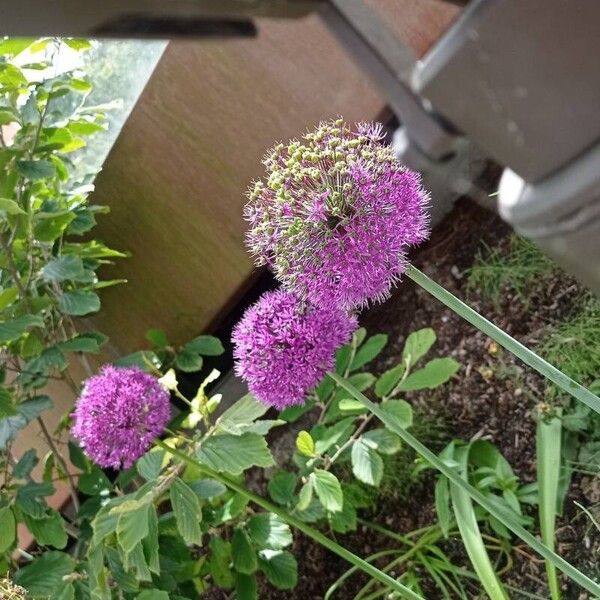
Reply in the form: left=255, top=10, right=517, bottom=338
left=90, top=2, right=459, bottom=354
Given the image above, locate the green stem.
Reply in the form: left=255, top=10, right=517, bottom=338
left=328, top=372, right=600, bottom=598
left=405, top=266, right=600, bottom=415
left=154, top=440, right=424, bottom=600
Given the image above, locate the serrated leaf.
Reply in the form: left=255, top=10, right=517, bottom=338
left=402, top=328, right=436, bottom=369
left=232, top=529, right=257, bottom=574
left=268, top=471, right=297, bottom=505
left=0, top=287, right=18, bottom=310
left=362, top=429, right=401, bottom=455
left=14, top=551, right=75, bottom=597
left=258, top=550, right=297, bottom=590
left=78, top=467, right=111, bottom=496
left=329, top=498, right=357, bottom=534
left=116, top=500, right=150, bottom=555
left=136, top=449, right=165, bottom=481
left=136, top=591, right=169, bottom=600
left=380, top=399, right=413, bottom=428
left=184, top=335, right=224, bottom=356
left=16, top=481, right=54, bottom=517
left=351, top=439, right=383, bottom=487
left=196, top=433, right=274, bottom=474
left=0, top=505, right=16, bottom=552
left=375, top=363, right=405, bottom=398
left=57, top=333, right=106, bottom=354
left=350, top=334, right=387, bottom=370
left=171, top=477, right=202, bottom=546
left=42, top=255, right=85, bottom=282
left=311, top=469, right=343, bottom=512
left=314, top=417, right=355, bottom=455
left=209, top=537, right=234, bottom=588
left=398, top=357, right=460, bottom=391
left=296, top=430, right=316, bottom=457
left=23, top=509, right=68, bottom=548
left=217, top=394, right=268, bottom=435
left=247, top=513, right=292, bottom=549
left=0, top=387, right=15, bottom=418
left=13, top=448, right=38, bottom=478
left=187, top=478, right=227, bottom=499
left=59, top=290, right=100, bottom=316
left=296, top=480, right=313, bottom=511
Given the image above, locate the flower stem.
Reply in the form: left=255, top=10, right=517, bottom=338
left=154, top=439, right=424, bottom=600
left=406, top=266, right=600, bottom=415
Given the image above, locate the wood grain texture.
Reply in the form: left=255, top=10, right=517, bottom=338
left=90, top=1, right=459, bottom=354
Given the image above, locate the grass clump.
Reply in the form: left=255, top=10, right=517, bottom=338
left=468, top=234, right=555, bottom=304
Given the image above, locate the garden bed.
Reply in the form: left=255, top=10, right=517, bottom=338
left=256, top=199, right=598, bottom=599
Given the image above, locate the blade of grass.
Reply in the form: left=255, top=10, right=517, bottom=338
left=537, top=411, right=563, bottom=600
left=450, top=445, right=509, bottom=600
left=155, top=439, right=424, bottom=600
left=406, top=266, right=600, bottom=416
left=328, top=372, right=600, bottom=597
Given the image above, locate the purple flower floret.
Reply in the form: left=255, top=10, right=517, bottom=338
left=245, top=119, right=430, bottom=309
left=71, top=366, right=171, bottom=469
left=232, top=290, right=356, bottom=409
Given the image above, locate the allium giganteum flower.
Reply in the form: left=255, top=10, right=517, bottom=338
left=245, top=119, right=430, bottom=310
left=71, top=366, right=171, bottom=469
left=232, top=290, right=356, bottom=408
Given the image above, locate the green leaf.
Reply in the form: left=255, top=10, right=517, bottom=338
left=65, top=38, right=92, bottom=51
left=0, top=314, right=44, bottom=343
left=0, top=63, right=27, bottom=87
left=59, top=290, right=101, bottom=316
left=268, top=471, right=297, bottom=505
left=402, top=328, right=436, bottom=369
left=0, top=38, right=33, bottom=56
left=348, top=372, right=376, bottom=391
left=41, top=255, right=85, bottom=282
left=258, top=550, right=298, bottom=590
left=184, top=335, right=224, bottom=356
left=196, top=432, right=274, bottom=474
left=33, top=211, right=76, bottom=242
left=116, top=500, right=150, bottom=555
left=16, top=481, right=54, bottom=517
left=235, top=573, right=258, bottom=600
left=0, top=197, right=25, bottom=214
left=0, top=387, right=15, bottom=417
left=537, top=411, right=563, bottom=600
left=398, top=357, right=460, bottom=391
left=209, top=537, right=234, bottom=589
left=311, top=469, right=343, bottom=512
left=350, top=334, right=388, bottom=371
left=351, top=439, right=383, bottom=487
left=67, top=441, right=88, bottom=471
left=78, top=467, right=111, bottom=496
left=113, top=350, right=160, bottom=371
left=145, top=328, right=168, bottom=347
left=296, top=430, right=316, bottom=457
left=136, top=449, right=165, bottom=481
left=13, top=448, right=38, bottom=478
left=375, top=364, right=405, bottom=398
left=314, top=417, right=355, bottom=455
left=329, top=497, right=357, bottom=534
left=435, top=477, right=451, bottom=537
left=338, top=398, right=368, bottom=415
left=0, top=287, right=18, bottom=310
left=17, top=159, right=56, bottom=180
left=171, top=477, right=202, bottom=546
left=57, top=332, right=106, bottom=354
left=187, top=478, right=227, bottom=499
left=23, top=509, right=68, bottom=548
left=136, top=591, right=169, bottom=600
left=296, top=480, right=313, bottom=511
left=174, top=350, right=203, bottom=372
left=0, top=505, right=16, bottom=552
left=247, top=513, right=292, bottom=549
left=0, top=396, right=52, bottom=449
left=380, top=399, right=413, bottom=428
left=217, top=394, right=268, bottom=435
left=14, top=551, right=75, bottom=597
left=362, top=429, right=401, bottom=455
left=232, top=528, right=257, bottom=574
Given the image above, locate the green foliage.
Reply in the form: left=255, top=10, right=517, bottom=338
left=467, top=234, right=555, bottom=304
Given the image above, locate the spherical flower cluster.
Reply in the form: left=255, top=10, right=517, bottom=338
left=0, top=577, right=27, bottom=600
left=245, top=119, right=429, bottom=310
left=232, top=290, right=356, bottom=409
left=71, top=366, right=171, bottom=469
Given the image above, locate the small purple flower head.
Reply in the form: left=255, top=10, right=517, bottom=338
left=245, top=118, right=430, bottom=309
left=71, top=365, right=171, bottom=469
left=232, top=290, right=356, bottom=409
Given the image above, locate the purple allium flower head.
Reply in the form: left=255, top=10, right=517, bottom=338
left=232, top=290, right=356, bottom=409
left=71, top=366, right=171, bottom=469
left=245, top=118, right=430, bottom=309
